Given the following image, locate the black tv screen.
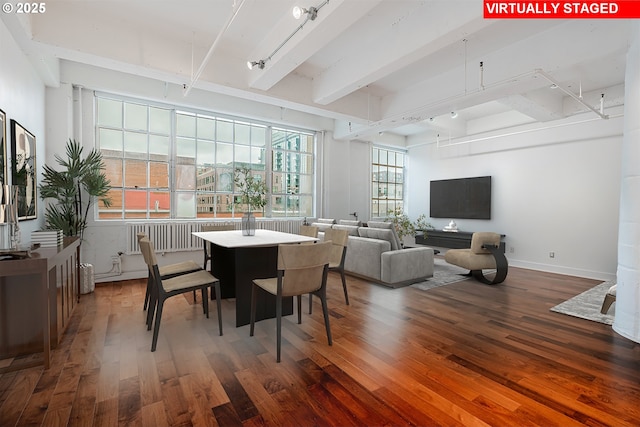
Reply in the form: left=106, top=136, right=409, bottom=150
left=430, top=176, right=492, bottom=219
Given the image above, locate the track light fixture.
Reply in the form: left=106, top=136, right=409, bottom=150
left=293, top=5, right=318, bottom=20
left=246, top=60, right=265, bottom=70
left=248, top=1, right=329, bottom=71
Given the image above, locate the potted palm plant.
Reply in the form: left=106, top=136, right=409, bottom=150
left=39, top=139, right=112, bottom=241
left=233, top=165, right=267, bottom=236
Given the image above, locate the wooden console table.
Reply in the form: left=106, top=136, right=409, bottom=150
left=0, top=237, right=80, bottom=372
left=416, top=230, right=506, bottom=252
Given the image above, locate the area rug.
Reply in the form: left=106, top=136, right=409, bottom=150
left=550, top=280, right=615, bottom=325
left=411, top=258, right=474, bottom=291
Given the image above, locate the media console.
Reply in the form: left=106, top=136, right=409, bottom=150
left=416, top=230, right=505, bottom=253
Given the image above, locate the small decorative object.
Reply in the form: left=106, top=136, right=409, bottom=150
left=443, top=220, right=458, bottom=232
left=234, top=166, right=268, bottom=236
left=241, top=212, right=257, bottom=236
left=10, top=119, right=37, bottom=220
left=0, top=185, right=20, bottom=249
left=0, top=109, right=6, bottom=187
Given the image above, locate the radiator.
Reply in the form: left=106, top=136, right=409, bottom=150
left=126, top=219, right=303, bottom=254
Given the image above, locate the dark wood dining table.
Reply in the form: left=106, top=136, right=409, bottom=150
left=192, top=229, right=317, bottom=327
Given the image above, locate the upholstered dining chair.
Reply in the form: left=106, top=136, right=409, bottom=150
left=137, top=233, right=202, bottom=312
left=201, top=224, right=236, bottom=270
left=299, top=224, right=319, bottom=238
left=200, top=224, right=235, bottom=301
left=250, top=241, right=332, bottom=362
left=309, top=227, right=350, bottom=314
left=444, top=232, right=508, bottom=285
left=139, top=237, right=223, bottom=352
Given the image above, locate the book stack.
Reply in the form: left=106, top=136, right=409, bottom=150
left=31, top=229, right=64, bottom=248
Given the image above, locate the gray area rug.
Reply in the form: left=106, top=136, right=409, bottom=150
left=550, top=280, right=615, bottom=325
left=411, top=258, right=475, bottom=291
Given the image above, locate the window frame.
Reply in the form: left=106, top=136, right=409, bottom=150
left=371, top=145, right=406, bottom=219
left=95, top=93, right=316, bottom=221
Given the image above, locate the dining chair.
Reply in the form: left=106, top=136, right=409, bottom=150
left=310, top=228, right=350, bottom=314
left=139, top=237, right=223, bottom=352
left=250, top=241, right=332, bottom=362
left=201, top=224, right=236, bottom=269
left=200, top=224, right=235, bottom=301
left=137, top=233, right=203, bottom=312
left=299, top=224, right=319, bottom=238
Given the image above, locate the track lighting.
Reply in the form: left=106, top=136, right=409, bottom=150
left=246, top=60, right=265, bottom=70
left=248, top=1, right=328, bottom=71
left=293, top=5, right=318, bottom=20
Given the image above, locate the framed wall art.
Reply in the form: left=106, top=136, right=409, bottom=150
left=10, top=119, right=37, bottom=220
left=0, top=109, right=5, bottom=187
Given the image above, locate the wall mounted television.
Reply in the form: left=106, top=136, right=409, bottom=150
left=430, top=176, right=492, bottom=219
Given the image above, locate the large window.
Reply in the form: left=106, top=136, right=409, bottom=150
left=96, top=94, right=315, bottom=220
left=371, top=146, right=405, bottom=218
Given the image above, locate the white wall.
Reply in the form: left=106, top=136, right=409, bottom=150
left=406, top=110, right=624, bottom=281
left=321, top=135, right=370, bottom=222
left=0, top=18, right=47, bottom=238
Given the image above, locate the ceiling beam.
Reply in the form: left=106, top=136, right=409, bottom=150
left=311, top=3, right=492, bottom=105
left=248, top=0, right=382, bottom=91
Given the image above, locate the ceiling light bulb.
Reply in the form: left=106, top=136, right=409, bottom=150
left=451, top=111, right=458, bottom=118
left=292, top=6, right=304, bottom=19
left=247, top=60, right=265, bottom=70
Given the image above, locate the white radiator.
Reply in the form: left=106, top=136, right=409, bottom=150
left=126, top=219, right=303, bottom=254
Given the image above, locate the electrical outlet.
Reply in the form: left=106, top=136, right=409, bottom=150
left=549, top=252, right=555, bottom=258
left=510, top=247, right=515, bottom=253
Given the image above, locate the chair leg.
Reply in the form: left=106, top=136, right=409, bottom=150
left=276, top=293, right=282, bottom=363
left=213, top=282, right=223, bottom=336
left=249, top=284, right=257, bottom=337
left=297, top=295, right=302, bottom=324
left=151, top=298, right=165, bottom=352
left=143, top=275, right=152, bottom=311
left=146, top=286, right=158, bottom=330
left=193, top=289, right=197, bottom=303
left=600, top=293, right=616, bottom=314
left=340, top=269, right=349, bottom=305
left=318, top=290, right=332, bottom=346
left=308, top=294, right=313, bottom=315
left=201, top=287, right=209, bottom=318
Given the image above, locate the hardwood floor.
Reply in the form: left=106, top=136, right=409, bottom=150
left=1, top=264, right=639, bottom=426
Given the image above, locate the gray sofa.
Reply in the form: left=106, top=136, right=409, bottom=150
left=312, top=219, right=434, bottom=288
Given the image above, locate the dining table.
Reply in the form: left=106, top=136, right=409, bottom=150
left=192, top=229, right=317, bottom=327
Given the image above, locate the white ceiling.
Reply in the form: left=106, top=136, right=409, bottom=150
left=3, top=0, right=632, bottom=141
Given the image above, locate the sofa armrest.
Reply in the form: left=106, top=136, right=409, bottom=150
left=344, top=236, right=390, bottom=281
left=381, top=247, right=434, bottom=285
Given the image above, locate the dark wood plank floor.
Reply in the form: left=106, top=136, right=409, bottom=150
left=1, top=263, right=639, bottom=426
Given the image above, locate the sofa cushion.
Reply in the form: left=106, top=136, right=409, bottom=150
left=358, top=227, right=399, bottom=251
left=311, top=222, right=332, bottom=232
left=316, top=218, right=336, bottom=224
left=338, top=219, right=361, bottom=226
left=332, top=224, right=359, bottom=236
left=364, top=221, right=402, bottom=250
left=366, top=220, right=390, bottom=228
